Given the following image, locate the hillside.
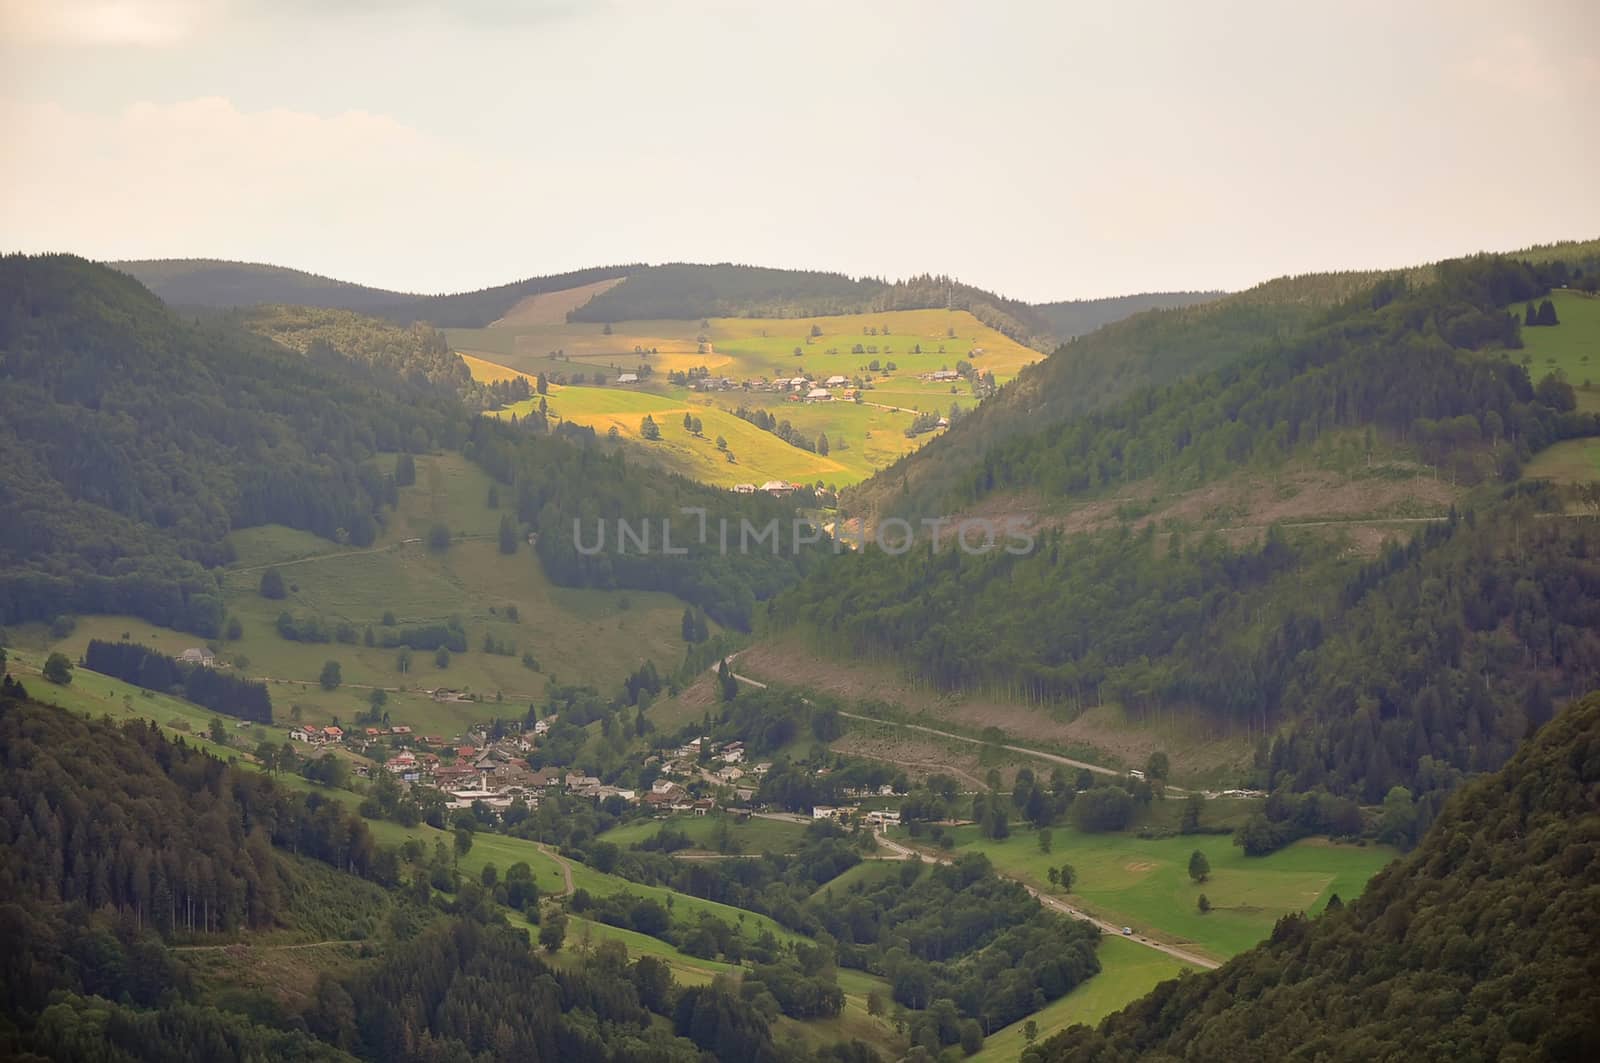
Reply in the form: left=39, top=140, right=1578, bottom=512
left=115, top=258, right=639, bottom=328
left=0, top=253, right=467, bottom=636
left=1031, top=688, right=1600, bottom=1062
left=1, top=256, right=830, bottom=645
left=846, top=238, right=1600, bottom=522
left=771, top=252, right=1600, bottom=828
left=1031, top=291, right=1226, bottom=339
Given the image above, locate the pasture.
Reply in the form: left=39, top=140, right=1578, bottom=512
left=1516, top=288, right=1600, bottom=412
left=971, top=935, right=1184, bottom=1060
left=929, top=823, right=1396, bottom=961
left=602, top=812, right=810, bottom=853
left=455, top=305, right=1044, bottom=488
left=27, top=452, right=696, bottom=734
left=1524, top=437, right=1600, bottom=485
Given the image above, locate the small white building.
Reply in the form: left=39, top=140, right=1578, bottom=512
left=179, top=647, right=215, bottom=667
left=617, top=373, right=639, bottom=384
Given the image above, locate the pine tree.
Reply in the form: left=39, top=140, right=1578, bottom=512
left=1536, top=298, right=1560, bottom=326
left=498, top=514, right=518, bottom=555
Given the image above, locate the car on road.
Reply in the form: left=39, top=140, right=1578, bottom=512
left=1121, top=926, right=1133, bottom=936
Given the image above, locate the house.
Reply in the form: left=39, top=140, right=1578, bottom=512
left=760, top=481, right=795, bottom=497
left=930, top=369, right=961, bottom=382
left=690, top=798, right=716, bottom=816
left=824, top=375, right=849, bottom=387
left=178, top=647, right=215, bottom=667
left=651, top=778, right=681, bottom=795
left=321, top=726, right=344, bottom=742
left=722, top=747, right=746, bottom=764
left=734, top=787, right=756, bottom=803
left=289, top=726, right=317, bottom=743
left=389, top=725, right=412, bottom=736
left=812, top=806, right=842, bottom=821
left=806, top=387, right=832, bottom=401
left=527, top=767, right=565, bottom=788
left=732, top=483, right=756, bottom=494
left=865, top=809, right=901, bottom=828
left=715, top=766, right=744, bottom=782
left=617, top=372, right=639, bottom=384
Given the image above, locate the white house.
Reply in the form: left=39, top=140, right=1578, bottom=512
left=617, top=372, right=639, bottom=384
left=179, top=647, right=215, bottom=667
left=865, top=809, right=901, bottom=828
left=732, top=483, right=756, bottom=494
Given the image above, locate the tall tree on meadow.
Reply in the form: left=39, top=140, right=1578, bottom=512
left=395, top=452, right=417, bottom=486
left=498, top=513, right=519, bottom=555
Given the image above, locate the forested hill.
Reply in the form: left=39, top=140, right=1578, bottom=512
left=0, top=255, right=823, bottom=635
left=117, top=259, right=1067, bottom=348
left=568, top=264, right=1063, bottom=350
left=115, top=258, right=639, bottom=328
left=0, top=690, right=835, bottom=1063
left=0, top=254, right=467, bottom=636
left=846, top=239, right=1600, bottom=521
left=1031, top=688, right=1600, bottom=1063
left=1031, top=290, right=1226, bottom=339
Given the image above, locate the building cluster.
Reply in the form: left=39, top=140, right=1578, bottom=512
left=291, top=712, right=797, bottom=820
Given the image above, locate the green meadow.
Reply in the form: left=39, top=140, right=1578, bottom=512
left=925, top=823, right=1396, bottom=962
left=601, top=813, right=810, bottom=853
left=1516, top=288, right=1600, bottom=411
left=971, top=935, right=1185, bottom=1060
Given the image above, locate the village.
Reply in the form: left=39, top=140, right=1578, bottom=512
left=287, top=710, right=903, bottom=829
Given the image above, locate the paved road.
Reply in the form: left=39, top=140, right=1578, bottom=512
left=872, top=831, right=1220, bottom=970
left=714, top=656, right=1186, bottom=793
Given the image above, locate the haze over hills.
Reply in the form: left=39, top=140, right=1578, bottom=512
left=3, top=240, right=1599, bottom=1063
left=114, top=257, right=1220, bottom=350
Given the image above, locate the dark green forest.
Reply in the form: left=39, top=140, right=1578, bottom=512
left=849, top=246, right=1600, bottom=522
left=0, top=254, right=465, bottom=635
left=0, top=691, right=895, bottom=1063
left=1030, top=689, right=1600, bottom=1063
left=775, top=481, right=1600, bottom=817
left=0, top=256, right=825, bottom=636
left=116, top=258, right=640, bottom=328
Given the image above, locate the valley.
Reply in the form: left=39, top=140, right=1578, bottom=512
left=3, top=242, right=1599, bottom=1063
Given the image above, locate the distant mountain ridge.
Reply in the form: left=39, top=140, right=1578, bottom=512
left=114, top=258, right=641, bottom=329
left=115, top=258, right=1202, bottom=352
left=1033, top=290, right=1226, bottom=339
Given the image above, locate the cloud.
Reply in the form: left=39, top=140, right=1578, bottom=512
left=0, top=0, right=228, bottom=46
left=0, top=0, right=593, bottom=46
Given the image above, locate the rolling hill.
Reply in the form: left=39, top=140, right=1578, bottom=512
left=845, top=238, right=1600, bottom=523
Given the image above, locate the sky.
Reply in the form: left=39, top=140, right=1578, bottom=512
left=2, top=0, right=1597, bottom=302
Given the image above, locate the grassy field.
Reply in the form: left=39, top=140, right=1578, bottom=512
left=602, top=813, right=810, bottom=853
left=923, top=823, right=1395, bottom=962
left=1524, top=436, right=1600, bottom=485
left=457, top=307, right=1043, bottom=488
left=1516, top=289, right=1600, bottom=412
left=971, top=935, right=1184, bottom=1060
left=41, top=453, right=692, bottom=736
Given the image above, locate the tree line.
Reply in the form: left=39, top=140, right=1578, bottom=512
left=83, top=638, right=273, bottom=723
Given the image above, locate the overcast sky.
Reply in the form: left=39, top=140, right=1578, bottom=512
left=2, top=0, right=1596, bottom=302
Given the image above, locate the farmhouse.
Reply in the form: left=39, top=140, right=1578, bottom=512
left=929, top=369, right=961, bottom=382
left=760, top=481, right=796, bottom=497
left=806, top=387, right=832, bottom=401
left=616, top=372, right=639, bottom=384
left=732, top=483, right=756, bottom=494
left=178, top=647, right=215, bottom=667
left=865, top=809, right=901, bottom=828
left=824, top=375, right=849, bottom=387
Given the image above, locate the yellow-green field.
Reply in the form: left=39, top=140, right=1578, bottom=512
left=457, top=306, right=1043, bottom=488
left=494, top=382, right=920, bottom=486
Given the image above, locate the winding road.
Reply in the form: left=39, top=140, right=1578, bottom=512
left=872, top=831, right=1220, bottom=970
